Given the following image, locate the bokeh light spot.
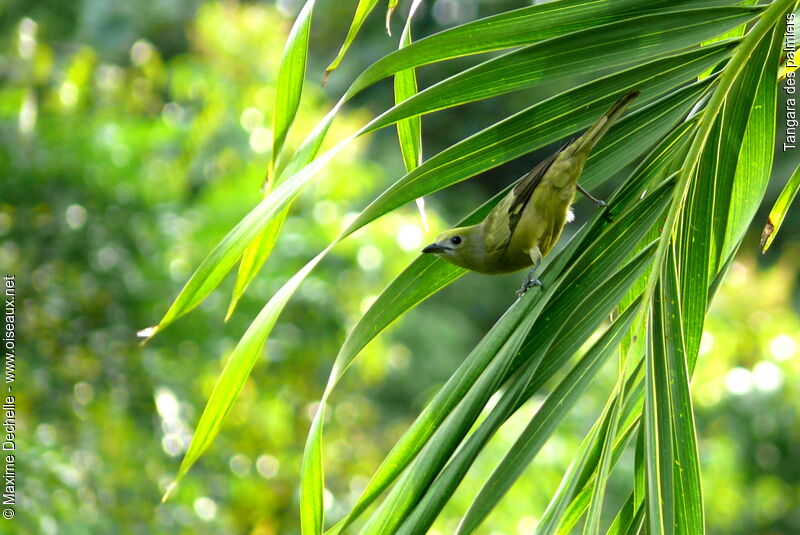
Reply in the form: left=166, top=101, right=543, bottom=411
left=155, top=387, right=180, bottom=419
left=699, top=330, right=714, bottom=355
left=131, top=39, right=154, bottom=66
left=65, top=204, right=87, bottom=229
left=357, top=244, right=382, bottom=271
left=313, top=200, right=338, bottom=224
left=36, top=423, right=56, bottom=446
left=240, top=107, right=264, bottom=132
left=769, top=334, right=796, bottom=361
left=752, top=361, right=782, bottom=393
left=256, top=454, right=280, bottom=478
left=725, top=367, right=752, bottom=395
left=193, top=496, right=218, bottom=521
left=73, top=382, right=94, bottom=406
left=517, top=516, right=538, bottom=534
left=249, top=126, right=273, bottom=153
left=755, top=443, right=781, bottom=469
left=323, top=488, right=334, bottom=512
left=396, top=223, right=423, bottom=252
left=59, top=82, right=78, bottom=107
left=18, top=18, right=37, bottom=59
left=229, top=454, right=252, bottom=477
left=162, top=102, right=186, bottom=126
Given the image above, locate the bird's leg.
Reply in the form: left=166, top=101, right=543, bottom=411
left=517, top=246, right=543, bottom=297
left=517, top=268, right=542, bottom=297
left=577, top=184, right=607, bottom=208
left=577, top=184, right=614, bottom=222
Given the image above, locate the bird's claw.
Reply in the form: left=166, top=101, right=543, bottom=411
left=593, top=198, right=607, bottom=208
left=516, top=275, right=542, bottom=297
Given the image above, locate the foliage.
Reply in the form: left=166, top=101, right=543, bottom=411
left=4, top=0, right=800, bottom=533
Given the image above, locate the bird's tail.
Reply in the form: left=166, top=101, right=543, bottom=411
left=573, top=90, right=639, bottom=154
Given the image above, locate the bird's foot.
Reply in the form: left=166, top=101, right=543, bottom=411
left=516, top=275, right=542, bottom=297
left=577, top=184, right=607, bottom=209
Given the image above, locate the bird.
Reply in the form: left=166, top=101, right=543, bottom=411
left=421, top=90, right=639, bottom=297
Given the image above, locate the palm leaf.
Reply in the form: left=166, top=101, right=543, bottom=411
left=151, top=4, right=797, bottom=533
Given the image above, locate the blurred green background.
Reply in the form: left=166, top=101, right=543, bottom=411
left=2, top=0, right=799, bottom=533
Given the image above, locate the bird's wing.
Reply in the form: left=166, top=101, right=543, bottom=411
left=483, top=146, right=564, bottom=252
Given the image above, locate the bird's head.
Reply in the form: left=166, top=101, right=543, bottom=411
left=421, top=226, right=485, bottom=271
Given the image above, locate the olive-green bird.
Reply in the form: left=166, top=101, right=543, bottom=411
left=421, top=90, right=639, bottom=296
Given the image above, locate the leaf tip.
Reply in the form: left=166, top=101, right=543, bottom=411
left=137, top=325, right=159, bottom=343
left=224, top=299, right=237, bottom=322
left=385, top=7, right=395, bottom=36
left=760, top=218, right=775, bottom=253
left=322, top=70, right=332, bottom=87
left=415, top=197, right=428, bottom=231
left=161, top=480, right=177, bottom=503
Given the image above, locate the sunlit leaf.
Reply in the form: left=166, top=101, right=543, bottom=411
left=398, top=284, right=646, bottom=534
left=272, top=0, right=316, bottom=167
left=324, top=0, right=380, bottom=83
left=226, top=209, right=288, bottom=321
left=761, top=162, right=800, bottom=252
left=365, top=8, right=760, bottom=130
left=344, top=0, right=748, bottom=98
left=167, top=248, right=330, bottom=498
left=394, top=0, right=426, bottom=227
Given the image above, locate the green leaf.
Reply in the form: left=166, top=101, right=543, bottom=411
left=675, top=0, right=786, bottom=379
left=363, top=8, right=761, bottom=130
left=662, top=249, right=704, bottom=535
left=226, top=209, right=288, bottom=321
left=368, top=247, right=652, bottom=534
left=141, top=114, right=349, bottom=339
left=541, top=227, right=752, bottom=535
left=394, top=0, right=426, bottom=227
left=761, top=162, right=800, bottom=252
left=606, top=492, right=646, bottom=535
left=386, top=0, right=398, bottom=35
left=165, top=248, right=330, bottom=500
left=398, top=285, right=647, bottom=535
left=318, top=116, right=684, bottom=533
left=720, top=19, right=784, bottom=261
left=344, top=0, right=748, bottom=98
left=229, top=0, right=326, bottom=318
left=301, top=403, right=325, bottom=535
left=338, top=271, right=553, bottom=533
left=643, top=246, right=706, bottom=535
left=272, top=0, right=316, bottom=167
left=305, top=185, right=509, bottom=535
left=324, top=0, right=380, bottom=82
left=626, top=4, right=794, bottom=528
left=540, top=371, right=646, bottom=535
left=643, top=253, right=680, bottom=535
left=698, top=0, right=758, bottom=79
left=537, top=415, right=606, bottom=535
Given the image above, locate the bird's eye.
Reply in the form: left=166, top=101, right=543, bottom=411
left=450, top=236, right=462, bottom=245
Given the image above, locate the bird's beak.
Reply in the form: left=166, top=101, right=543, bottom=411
left=422, top=243, right=449, bottom=254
